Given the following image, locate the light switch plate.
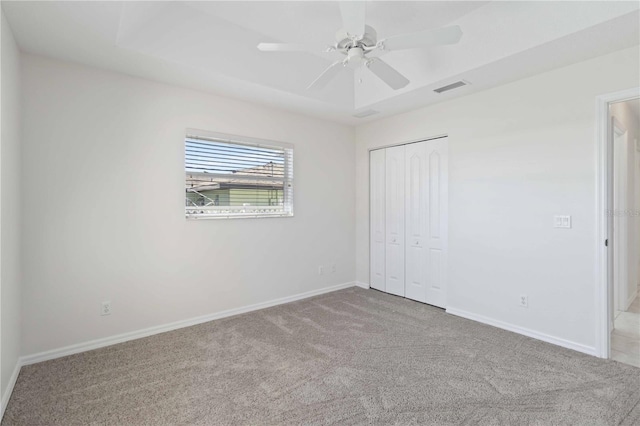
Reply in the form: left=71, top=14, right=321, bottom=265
left=554, top=215, right=572, bottom=229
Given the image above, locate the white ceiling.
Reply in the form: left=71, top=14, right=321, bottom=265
left=3, top=1, right=639, bottom=125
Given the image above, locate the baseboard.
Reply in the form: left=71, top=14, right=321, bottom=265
left=1, top=361, right=21, bottom=420
left=355, top=281, right=370, bottom=289
left=21, top=281, right=357, bottom=366
left=446, top=307, right=598, bottom=357
left=623, top=289, right=639, bottom=311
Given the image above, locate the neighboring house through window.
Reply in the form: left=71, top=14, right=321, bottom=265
left=185, top=129, right=294, bottom=219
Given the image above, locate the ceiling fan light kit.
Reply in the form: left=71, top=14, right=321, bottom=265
left=257, top=2, right=462, bottom=92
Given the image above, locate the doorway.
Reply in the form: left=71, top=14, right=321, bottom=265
left=610, top=99, right=640, bottom=367
left=596, top=90, right=640, bottom=367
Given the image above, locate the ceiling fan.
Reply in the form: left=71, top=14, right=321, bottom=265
left=257, top=2, right=462, bottom=91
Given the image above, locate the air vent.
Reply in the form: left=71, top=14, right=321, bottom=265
left=434, top=80, right=468, bottom=94
left=353, top=109, right=379, bottom=118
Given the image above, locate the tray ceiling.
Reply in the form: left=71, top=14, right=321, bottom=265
left=3, top=1, right=639, bottom=124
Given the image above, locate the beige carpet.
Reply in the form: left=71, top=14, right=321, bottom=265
left=3, top=287, right=640, bottom=425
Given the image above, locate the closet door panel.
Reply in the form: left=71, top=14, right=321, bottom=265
left=425, top=138, right=448, bottom=308
left=385, top=145, right=405, bottom=297
left=405, top=141, right=428, bottom=303
left=369, top=149, right=386, bottom=291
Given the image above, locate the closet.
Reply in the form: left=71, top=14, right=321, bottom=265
left=369, top=137, right=448, bottom=308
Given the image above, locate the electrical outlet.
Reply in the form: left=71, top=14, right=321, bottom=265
left=101, top=301, right=112, bottom=316
left=330, top=263, right=336, bottom=273
left=318, top=266, right=324, bottom=275
left=519, top=295, right=528, bottom=308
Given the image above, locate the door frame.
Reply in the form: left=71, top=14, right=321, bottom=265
left=367, top=134, right=448, bottom=153
left=595, top=87, right=640, bottom=359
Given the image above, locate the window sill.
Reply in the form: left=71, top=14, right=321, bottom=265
left=186, top=212, right=294, bottom=220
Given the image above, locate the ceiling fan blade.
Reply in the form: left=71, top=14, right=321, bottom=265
left=257, top=42, right=331, bottom=52
left=339, top=1, right=366, bottom=37
left=382, top=25, right=463, bottom=51
left=307, top=60, right=346, bottom=90
left=366, top=58, right=409, bottom=90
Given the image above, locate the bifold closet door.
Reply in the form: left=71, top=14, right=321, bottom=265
left=369, top=149, right=386, bottom=292
left=385, top=145, right=405, bottom=296
left=404, top=141, right=427, bottom=303
left=405, top=138, right=448, bottom=307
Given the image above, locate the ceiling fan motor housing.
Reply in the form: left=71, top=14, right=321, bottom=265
left=347, top=47, right=365, bottom=67
left=335, top=25, right=378, bottom=50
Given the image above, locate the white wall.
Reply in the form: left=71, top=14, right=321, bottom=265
left=610, top=99, right=640, bottom=305
left=355, top=46, right=640, bottom=352
left=0, top=9, right=22, bottom=405
left=15, top=37, right=640, bottom=361
left=21, top=54, right=355, bottom=356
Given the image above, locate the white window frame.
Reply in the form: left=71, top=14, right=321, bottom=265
left=185, top=128, right=294, bottom=220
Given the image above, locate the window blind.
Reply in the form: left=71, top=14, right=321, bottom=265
left=185, top=130, right=294, bottom=219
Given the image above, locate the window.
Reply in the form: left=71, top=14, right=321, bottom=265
left=185, top=129, right=294, bottom=219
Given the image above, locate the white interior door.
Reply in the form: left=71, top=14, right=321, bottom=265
left=385, top=145, right=405, bottom=296
left=405, top=138, right=448, bottom=307
left=613, top=119, right=629, bottom=312
left=370, top=149, right=386, bottom=291
left=425, top=138, right=448, bottom=307
left=636, top=148, right=640, bottom=298
left=405, top=141, right=428, bottom=303
left=370, top=138, right=448, bottom=306
left=631, top=139, right=640, bottom=305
